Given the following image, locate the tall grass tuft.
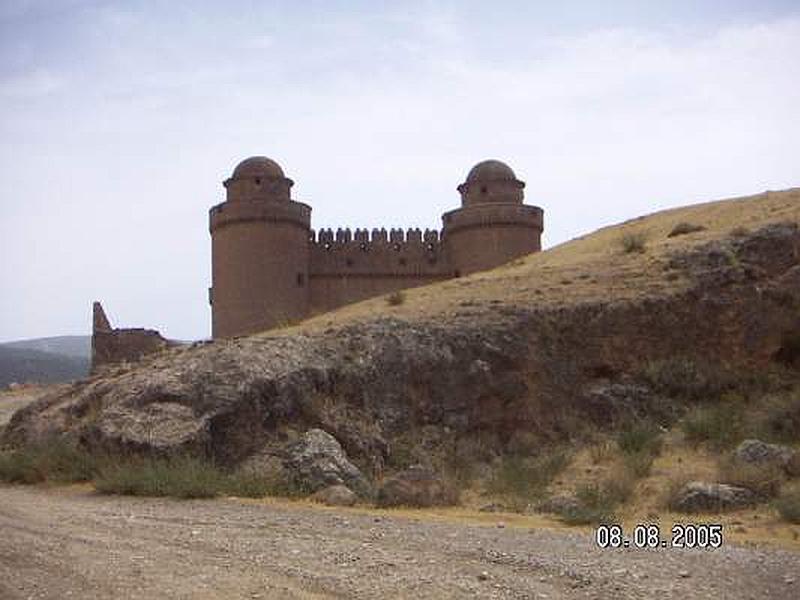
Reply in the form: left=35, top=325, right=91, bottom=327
left=775, top=489, right=800, bottom=524
left=487, top=450, right=569, bottom=512
left=0, top=440, right=99, bottom=484
left=620, top=232, right=647, bottom=254
left=616, top=423, right=663, bottom=456
left=94, top=456, right=226, bottom=499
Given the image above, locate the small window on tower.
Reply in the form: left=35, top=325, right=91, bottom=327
left=297, top=273, right=305, bottom=287
left=255, top=178, right=261, bottom=185
left=480, top=186, right=488, bottom=194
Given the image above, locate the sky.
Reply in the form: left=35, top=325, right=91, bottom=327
left=1, top=0, right=798, bottom=342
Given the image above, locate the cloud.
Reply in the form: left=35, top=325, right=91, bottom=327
left=1, top=5, right=798, bottom=341
left=0, top=68, right=65, bottom=98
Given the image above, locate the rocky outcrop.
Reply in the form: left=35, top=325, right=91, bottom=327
left=670, top=481, right=757, bottom=513
left=733, top=439, right=798, bottom=475
left=377, top=465, right=456, bottom=507
left=311, top=484, right=357, bottom=506
left=537, top=494, right=581, bottom=515
left=283, top=429, right=370, bottom=497
left=2, top=223, right=799, bottom=495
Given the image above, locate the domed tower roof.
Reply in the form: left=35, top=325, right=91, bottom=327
left=458, top=159, right=525, bottom=207
left=224, top=156, right=293, bottom=203
left=465, top=159, right=517, bottom=183
left=231, top=156, right=285, bottom=179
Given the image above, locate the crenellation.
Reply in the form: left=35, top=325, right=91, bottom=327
left=210, top=156, right=543, bottom=337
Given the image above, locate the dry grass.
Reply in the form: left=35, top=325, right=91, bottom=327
left=668, top=222, right=707, bottom=237
left=717, top=457, right=784, bottom=499
left=254, top=188, right=799, bottom=338
left=386, top=290, right=406, bottom=306
left=620, top=231, right=648, bottom=254
left=775, top=486, right=800, bottom=524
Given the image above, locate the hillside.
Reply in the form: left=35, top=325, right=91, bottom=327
left=0, top=346, right=89, bottom=388
left=3, top=187, right=800, bottom=545
left=1, top=335, right=90, bottom=360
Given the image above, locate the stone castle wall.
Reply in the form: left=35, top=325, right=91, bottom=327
left=308, top=227, right=452, bottom=313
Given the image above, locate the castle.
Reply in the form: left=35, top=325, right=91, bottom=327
left=91, top=156, right=544, bottom=371
left=209, top=156, right=544, bottom=338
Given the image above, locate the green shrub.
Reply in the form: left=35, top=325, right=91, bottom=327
left=642, top=357, right=735, bottom=402
left=0, top=443, right=306, bottom=501
left=620, top=232, right=647, bottom=254
left=682, top=403, right=744, bottom=449
left=775, top=489, right=800, bottom=523
left=718, top=458, right=783, bottom=499
left=560, top=475, right=634, bottom=525
left=616, top=423, right=662, bottom=456
left=668, top=222, right=706, bottom=238
left=386, top=290, right=406, bottom=306
left=755, top=392, right=800, bottom=444
left=487, top=451, right=568, bottom=510
left=94, top=456, right=225, bottom=499
left=0, top=450, right=40, bottom=484
left=0, top=440, right=99, bottom=484
left=222, top=472, right=278, bottom=498
left=622, top=450, right=655, bottom=478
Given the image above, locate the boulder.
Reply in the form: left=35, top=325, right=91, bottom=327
left=311, top=484, right=357, bottom=507
left=537, top=494, right=581, bottom=515
left=377, top=465, right=456, bottom=507
left=671, top=481, right=757, bottom=513
left=283, top=429, right=371, bottom=497
left=733, top=439, right=797, bottom=474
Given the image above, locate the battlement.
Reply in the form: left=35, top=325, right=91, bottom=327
left=309, top=226, right=448, bottom=277
left=310, top=226, right=441, bottom=246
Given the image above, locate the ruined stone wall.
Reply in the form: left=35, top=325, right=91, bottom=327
left=91, top=302, right=172, bottom=373
left=308, top=227, right=453, bottom=313
left=91, top=328, right=171, bottom=373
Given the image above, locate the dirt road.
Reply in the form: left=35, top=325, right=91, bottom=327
left=0, top=485, right=797, bottom=599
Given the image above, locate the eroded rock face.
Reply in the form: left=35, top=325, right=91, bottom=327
left=2, top=223, right=799, bottom=492
left=377, top=465, right=456, bottom=507
left=283, top=429, right=370, bottom=497
left=671, top=482, right=757, bottom=513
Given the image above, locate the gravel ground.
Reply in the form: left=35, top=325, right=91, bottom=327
left=0, top=485, right=798, bottom=599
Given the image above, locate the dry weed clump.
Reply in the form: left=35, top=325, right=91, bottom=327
left=775, top=488, right=800, bottom=524
left=668, top=222, right=706, bottom=238
left=560, top=470, right=637, bottom=525
left=620, top=232, right=648, bottom=254
left=386, top=290, right=406, bottom=306
left=487, top=450, right=569, bottom=512
left=717, top=457, right=783, bottom=499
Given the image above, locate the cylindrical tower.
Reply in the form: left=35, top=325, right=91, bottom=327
left=442, top=160, right=543, bottom=276
left=209, top=156, right=311, bottom=338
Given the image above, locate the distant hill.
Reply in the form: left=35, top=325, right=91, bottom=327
left=0, top=336, right=90, bottom=387
left=1, top=335, right=90, bottom=359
